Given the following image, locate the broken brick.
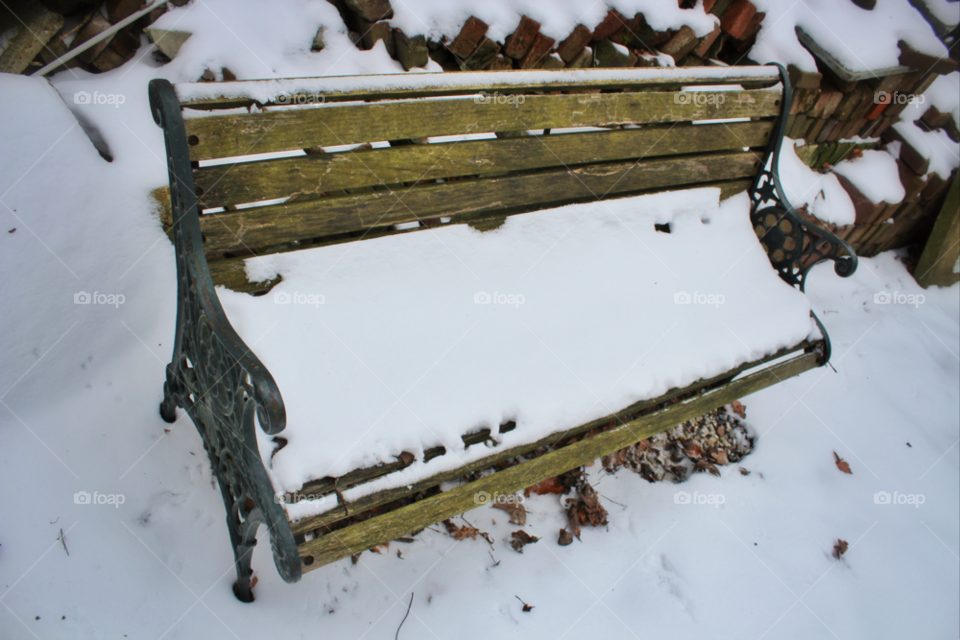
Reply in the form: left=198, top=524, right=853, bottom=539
left=659, top=25, right=699, bottom=60
left=519, top=33, right=556, bottom=69
left=557, top=24, right=592, bottom=62
left=592, top=9, right=628, bottom=41
left=504, top=16, right=541, bottom=59
left=720, top=0, right=758, bottom=40
left=447, top=16, right=488, bottom=59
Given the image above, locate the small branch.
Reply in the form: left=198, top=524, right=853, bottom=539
left=59, top=528, right=69, bottom=557
left=600, top=494, right=627, bottom=509
left=395, top=592, right=414, bottom=640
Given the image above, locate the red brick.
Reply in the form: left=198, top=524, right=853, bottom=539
left=837, top=174, right=882, bottom=220
left=693, top=23, right=722, bottom=58
left=884, top=127, right=930, bottom=175
left=787, top=63, right=821, bottom=90
left=504, top=16, right=541, bottom=59
left=816, top=117, right=840, bottom=143
left=557, top=24, right=592, bottom=62
left=447, top=16, right=488, bottom=59
left=898, top=40, right=959, bottom=76
left=863, top=99, right=888, bottom=120
left=519, top=32, right=556, bottom=69
left=702, top=0, right=717, bottom=11
left=720, top=0, right=757, bottom=40
left=659, top=25, right=699, bottom=60
left=592, top=9, right=628, bottom=41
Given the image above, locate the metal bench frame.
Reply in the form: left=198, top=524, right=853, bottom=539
left=149, top=63, right=855, bottom=601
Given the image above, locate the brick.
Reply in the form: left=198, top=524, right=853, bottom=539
left=75, top=15, right=117, bottom=64
left=896, top=158, right=928, bottom=199
left=834, top=88, right=864, bottom=120
left=920, top=106, right=952, bottom=131
left=567, top=46, right=594, bottom=69
left=817, top=117, right=840, bottom=143
left=106, top=0, right=143, bottom=24
left=693, top=23, right=722, bottom=59
left=819, top=88, right=845, bottom=120
left=836, top=174, right=882, bottom=221
left=504, top=16, right=540, bottom=59
left=920, top=172, right=947, bottom=201
left=592, top=9, right=628, bottom=41
left=787, top=64, right=821, bottom=90
left=809, top=89, right=837, bottom=118
left=594, top=39, right=637, bottom=68
left=447, top=16, right=488, bottom=59
left=659, top=25, right=699, bottom=60
left=462, top=37, right=500, bottom=70
left=898, top=41, right=959, bottom=76
left=851, top=0, right=876, bottom=8
left=702, top=0, right=717, bottom=11
left=486, top=55, right=514, bottom=70
left=867, top=72, right=907, bottom=96
left=710, top=0, right=734, bottom=16
left=864, top=98, right=888, bottom=120
left=806, top=117, right=828, bottom=142
left=557, top=24, right=592, bottom=62
left=358, top=20, right=395, bottom=56
left=871, top=115, right=896, bottom=138
left=625, top=15, right=671, bottom=50
left=541, top=53, right=565, bottom=69
left=720, top=0, right=757, bottom=40
left=738, top=11, right=765, bottom=43
left=790, top=87, right=809, bottom=114
left=345, top=0, right=392, bottom=22
left=393, top=29, right=428, bottom=70
left=884, top=127, right=930, bottom=176
left=519, top=33, right=556, bottom=69
left=788, top=114, right=808, bottom=139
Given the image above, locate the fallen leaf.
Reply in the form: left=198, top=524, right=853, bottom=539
left=369, top=542, right=390, bottom=554
left=694, top=459, right=721, bottom=477
left=682, top=440, right=702, bottom=458
left=492, top=500, right=526, bottom=525
left=849, top=148, right=863, bottom=159
left=731, top=401, right=746, bottom=419
left=558, top=528, right=574, bottom=546
left=713, top=450, right=730, bottom=466
left=833, top=451, right=852, bottom=474
left=525, top=476, right=566, bottom=496
left=739, top=467, right=751, bottom=476
left=510, top=530, right=540, bottom=553
left=397, top=451, right=415, bottom=466
left=515, top=595, right=534, bottom=612
left=249, top=574, right=258, bottom=589
left=397, top=550, right=403, bottom=559
left=833, top=539, right=848, bottom=559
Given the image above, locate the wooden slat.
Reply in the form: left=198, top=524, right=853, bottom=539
left=184, top=89, right=781, bottom=161
left=288, top=339, right=811, bottom=535
left=176, top=68, right=782, bottom=110
left=194, top=121, right=774, bottom=208
left=296, top=352, right=821, bottom=570
left=198, top=151, right=762, bottom=257
left=205, top=177, right=754, bottom=293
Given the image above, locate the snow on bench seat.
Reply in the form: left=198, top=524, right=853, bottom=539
left=217, top=187, right=813, bottom=514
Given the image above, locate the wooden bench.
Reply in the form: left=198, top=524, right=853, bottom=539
left=149, top=64, right=857, bottom=601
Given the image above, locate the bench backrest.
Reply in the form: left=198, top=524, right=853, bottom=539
left=168, top=67, right=784, bottom=292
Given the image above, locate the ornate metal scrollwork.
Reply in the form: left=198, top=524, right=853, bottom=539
left=747, top=64, right=859, bottom=364
left=150, top=79, right=301, bottom=602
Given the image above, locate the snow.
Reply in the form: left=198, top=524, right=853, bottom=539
left=388, top=0, right=718, bottom=43
left=215, top=188, right=814, bottom=501
left=751, top=0, right=948, bottom=73
left=917, top=0, right=960, bottom=27
left=892, top=91, right=960, bottom=181
left=925, top=71, right=960, bottom=129
left=778, top=138, right=857, bottom=226
left=833, top=149, right=906, bottom=205
left=0, top=1, right=957, bottom=638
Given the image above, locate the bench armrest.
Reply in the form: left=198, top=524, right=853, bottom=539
left=748, top=64, right=858, bottom=364
left=150, top=79, right=301, bottom=589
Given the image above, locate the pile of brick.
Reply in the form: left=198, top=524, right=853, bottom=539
left=333, top=0, right=767, bottom=72
left=0, top=0, right=186, bottom=76
left=784, top=40, right=958, bottom=257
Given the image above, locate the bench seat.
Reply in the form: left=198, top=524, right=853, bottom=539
left=218, top=187, right=814, bottom=507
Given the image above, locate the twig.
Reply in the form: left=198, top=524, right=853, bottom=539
left=600, top=494, right=627, bottom=509
left=395, top=592, right=414, bottom=640
left=59, top=528, right=69, bottom=556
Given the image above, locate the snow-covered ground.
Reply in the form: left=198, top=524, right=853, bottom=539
left=1, top=1, right=958, bottom=638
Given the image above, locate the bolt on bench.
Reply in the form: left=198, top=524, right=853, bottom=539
left=149, top=64, right=856, bottom=601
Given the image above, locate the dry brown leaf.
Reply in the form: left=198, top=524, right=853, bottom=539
left=510, top=530, right=540, bottom=553
left=492, top=500, right=526, bottom=525
left=452, top=525, right=478, bottom=541
left=694, top=459, right=721, bottom=477
left=833, top=451, right=852, bottom=474
left=249, top=574, right=258, bottom=589
left=833, top=539, right=848, bottom=559
left=713, top=450, right=730, bottom=466
left=558, top=528, right=574, bottom=546
left=515, top=595, right=534, bottom=612
left=369, top=542, right=390, bottom=554
left=683, top=440, right=702, bottom=458
left=731, top=401, right=746, bottom=419
left=525, top=476, right=565, bottom=496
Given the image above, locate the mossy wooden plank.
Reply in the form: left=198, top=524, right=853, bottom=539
left=915, top=173, right=960, bottom=288
left=204, top=178, right=753, bottom=293
left=198, top=151, right=762, bottom=257
left=289, top=340, right=811, bottom=535
left=184, top=89, right=781, bottom=161
left=296, top=352, right=821, bottom=569
left=177, top=69, right=781, bottom=110
left=194, top=121, right=774, bottom=207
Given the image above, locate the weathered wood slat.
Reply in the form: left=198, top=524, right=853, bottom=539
left=296, top=352, right=821, bottom=570
left=289, top=339, right=811, bottom=536
left=194, top=121, right=773, bottom=208
left=198, top=151, right=762, bottom=257
left=177, top=69, right=781, bottom=110
left=184, top=89, right=781, bottom=161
